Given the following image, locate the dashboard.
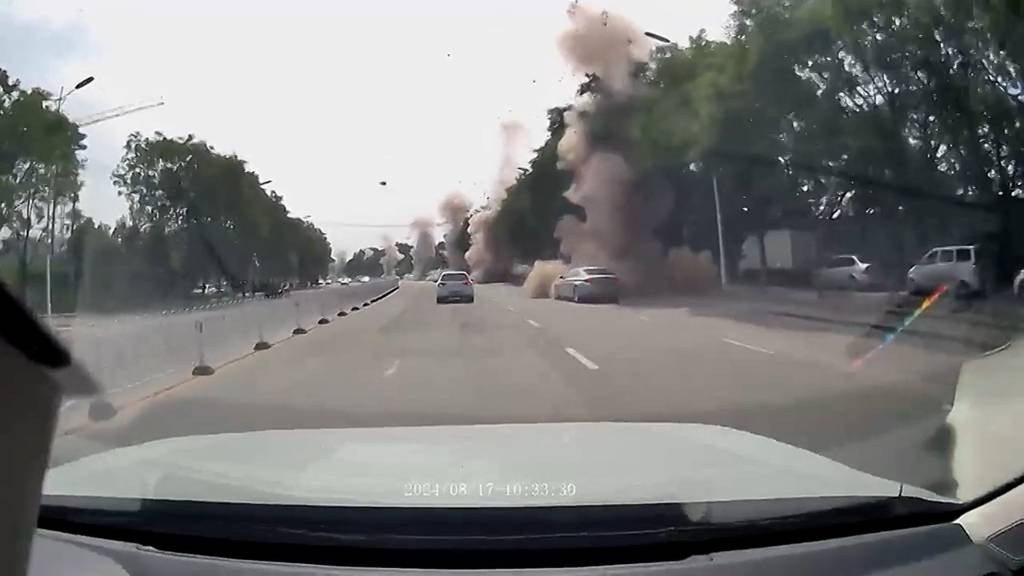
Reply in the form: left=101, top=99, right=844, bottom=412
left=30, top=520, right=1014, bottom=576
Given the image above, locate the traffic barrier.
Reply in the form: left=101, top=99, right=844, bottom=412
left=56, top=279, right=400, bottom=417
left=253, top=309, right=272, bottom=351
left=87, top=398, right=116, bottom=421
left=317, top=299, right=331, bottom=325
left=191, top=319, right=215, bottom=376
left=292, top=300, right=308, bottom=335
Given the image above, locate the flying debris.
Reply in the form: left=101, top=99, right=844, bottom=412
left=439, top=192, right=472, bottom=271
left=644, top=31, right=672, bottom=44
left=465, top=121, right=526, bottom=282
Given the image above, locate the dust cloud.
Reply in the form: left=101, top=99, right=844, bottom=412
left=523, top=260, right=568, bottom=298
left=410, top=218, right=436, bottom=280
left=665, top=247, right=719, bottom=293
left=439, top=191, right=472, bottom=271
left=558, top=2, right=652, bottom=97
left=465, top=121, right=526, bottom=283
left=548, top=2, right=717, bottom=296
left=381, top=236, right=399, bottom=277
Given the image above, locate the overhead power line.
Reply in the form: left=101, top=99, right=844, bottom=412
left=316, top=221, right=444, bottom=228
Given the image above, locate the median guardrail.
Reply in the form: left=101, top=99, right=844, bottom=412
left=54, top=279, right=400, bottom=433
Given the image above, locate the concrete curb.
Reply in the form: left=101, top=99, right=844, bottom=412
left=980, top=339, right=1013, bottom=358
left=770, top=309, right=1006, bottom=351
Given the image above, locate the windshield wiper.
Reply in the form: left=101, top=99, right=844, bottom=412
left=39, top=494, right=961, bottom=569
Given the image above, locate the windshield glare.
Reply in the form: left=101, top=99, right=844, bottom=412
left=3, top=0, right=1023, bottom=524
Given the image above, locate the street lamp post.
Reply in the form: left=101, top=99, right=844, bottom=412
left=45, top=76, right=94, bottom=316
left=644, top=30, right=729, bottom=285
left=49, top=76, right=94, bottom=255
left=713, top=174, right=728, bottom=288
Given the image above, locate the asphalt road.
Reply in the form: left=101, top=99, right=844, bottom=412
left=52, top=280, right=987, bottom=495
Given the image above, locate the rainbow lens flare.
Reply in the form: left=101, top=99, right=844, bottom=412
left=850, top=284, right=949, bottom=370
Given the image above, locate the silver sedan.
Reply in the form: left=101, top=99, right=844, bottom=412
left=552, top=267, right=620, bottom=303
left=813, top=255, right=874, bottom=290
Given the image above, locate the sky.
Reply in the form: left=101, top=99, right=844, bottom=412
left=2, top=0, right=733, bottom=254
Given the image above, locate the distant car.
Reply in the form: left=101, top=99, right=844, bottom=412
left=436, top=271, right=474, bottom=304
left=552, top=267, right=620, bottom=303
left=338, top=276, right=351, bottom=286
left=907, top=245, right=987, bottom=297
left=358, top=275, right=371, bottom=283
left=813, top=255, right=874, bottom=290
left=1014, top=269, right=1024, bottom=298
left=325, top=278, right=334, bottom=285
left=425, top=269, right=442, bottom=282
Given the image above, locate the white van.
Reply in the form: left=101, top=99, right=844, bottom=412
left=906, top=245, right=987, bottom=297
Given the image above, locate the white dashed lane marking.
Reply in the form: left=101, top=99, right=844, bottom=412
left=565, top=347, right=599, bottom=370
left=721, top=338, right=774, bottom=355
left=526, top=319, right=541, bottom=328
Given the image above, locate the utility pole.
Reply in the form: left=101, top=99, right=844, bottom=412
left=48, top=77, right=94, bottom=257
left=43, top=82, right=165, bottom=316
left=713, top=173, right=728, bottom=288
left=44, top=76, right=93, bottom=316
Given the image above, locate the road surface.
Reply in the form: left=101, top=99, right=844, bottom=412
left=52, top=280, right=995, bottom=495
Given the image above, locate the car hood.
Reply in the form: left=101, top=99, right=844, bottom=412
left=44, top=422, right=937, bottom=507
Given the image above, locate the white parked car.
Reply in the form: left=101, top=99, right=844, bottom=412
left=907, top=245, right=987, bottom=297
left=436, top=270, right=474, bottom=304
left=552, top=267, right=620, bottom=303
left=812, top=255, right=874, bottom=290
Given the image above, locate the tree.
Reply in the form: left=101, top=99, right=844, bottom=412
left=491, top=0, right=1024, bottom=284
left=343, top=247, right=386, bottom=278
left=110, top=132, right=333, bottom=297
left=395, top=242, right=414, bottom=277
left=0, top=68, right=86, bottom=297
left=490, top=107, right=576, bottom=263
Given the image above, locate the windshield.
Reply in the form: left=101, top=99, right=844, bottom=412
left=4, top=0, right=1023, bottom=535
